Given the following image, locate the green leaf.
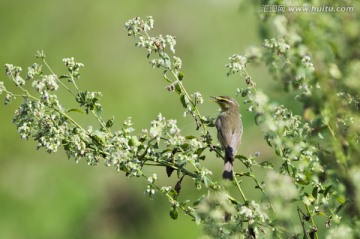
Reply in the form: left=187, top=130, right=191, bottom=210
left=323, top=185, right=332, bottom=197
left=193, top=212, right=201, bottom=225
left=198, top=155, right=206, bottom=161
left=59, top=75, right=71, bottom=79
left=241, top=88, right=250, bottom=97
left=91, top=130, right=106, bottom=146
left=180, top=94, right=189, bottom=109
left=317, top=211, right=327, bottom=217
left=185, top=135, right=196, bottom=139
left=175, top=180, right=182, bottom=194
left=194, top=147, right=206, bottom=156
left=163, top=70, right=171, bottom=82
left=178, top=72, right=184, bottom=81
left=174, top=82, right=182, bottom=94
left=169, top=206, right=178, bottom=220
left=258, top=161, right=273, bottom=169
left=255, top=113, right=264, bottom=126
left=181, top=143, right=192, bottom=152
left=193, top=195, right=205, bottom=206
left=67, top=108, right=84, bottom=114
left=302, top=192, right=315, bottom=206
left=177, top=160, right=187, bottom=169
left=128, top=136, right=140, bottom=147
left=203, top=176, right=211, bottom=188
left=201, top=116, right=216, bottom=127
left=235, top=154, right=248, bottom=160
left=274, top=146, right=281, bottom=156
left=160, top=52, right=171, bottom=69
left=179, top=200, right=190, bottom=207
left=334, top=201, right=347, bottom=213
left=161, top=148, right=173, bottom=154
left=106, top=116, right=115, bottom=128
left=312, top=186, right=318, bottom=200
left=166, top=166, right=174, bottom=177
left=169, top=189, right=178, bottom=199
left=336, top=196, right=345, bottom=204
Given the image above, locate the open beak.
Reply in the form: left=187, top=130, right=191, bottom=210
left=210, top=96, right=218, bottom=102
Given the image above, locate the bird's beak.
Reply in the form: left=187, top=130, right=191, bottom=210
left=210, top=96, right=218, bottom=102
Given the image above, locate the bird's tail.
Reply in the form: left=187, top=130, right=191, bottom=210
left=222, top=147, right=234, bottom=180
left=222, top=161, right=234, bottom=180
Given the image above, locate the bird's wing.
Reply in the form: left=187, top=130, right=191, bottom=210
left=230, top=119, right=243, bottom=150
left=216, top=116, right=232, bottom=150
left=216, top=115, right=243, bottom=157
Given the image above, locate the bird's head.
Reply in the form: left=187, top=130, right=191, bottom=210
left=211, top=96, right=239, bottom=111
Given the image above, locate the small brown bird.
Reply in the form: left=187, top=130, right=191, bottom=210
left=212, top=96, right=243, bottom=180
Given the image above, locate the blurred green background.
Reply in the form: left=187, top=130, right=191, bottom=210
left=0, top=1, right=281, bottom=238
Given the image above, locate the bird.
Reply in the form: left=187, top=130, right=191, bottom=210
left=212, top=96, right=243, bottom=180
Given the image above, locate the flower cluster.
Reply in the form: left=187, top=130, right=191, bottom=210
left=5, top=64, right=25, bottom=86
left=26, top=63, right=42, bottom=80
left=263, top=38, right=290, bottom=54
left=63, top=57, right=84, bottom=77
left=125, top=16, right=154, bottom=37
left=32, top=74, right=59, bottom=92
left=225, top=54, right=248, bottom=77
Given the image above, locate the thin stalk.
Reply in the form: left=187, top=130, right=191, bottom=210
left=234, top=174, right=248, bottom=203
left=142, top=173, right=196, bottom=220
left=247, top=173, right=275, bottom=212
left=7, top=72, right=38, bottom=101
left=42, top=59, right=76, bottom=97
left=91, top=110, right=113, bottom=136
left=305, top=204, right=318, bottom=239
left=69, top=73, right=80, bottom=91
left=170, top=70, right=207, bottom=132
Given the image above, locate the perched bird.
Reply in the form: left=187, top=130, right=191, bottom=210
left=212, top=96, right=243, bottom=180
